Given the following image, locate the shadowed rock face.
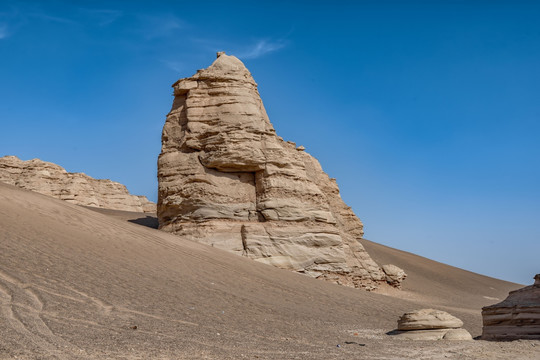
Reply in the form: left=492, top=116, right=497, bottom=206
left=0, top=155, right=155, bottom=213
left=157, top=52, right=404, bottom=290
left=482, top=274, right=540, bottom=341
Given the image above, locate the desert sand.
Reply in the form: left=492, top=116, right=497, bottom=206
left=1, top=182, right=538, bottom=359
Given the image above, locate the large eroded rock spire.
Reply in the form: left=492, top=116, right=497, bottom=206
left=157, top=52, right=404, bottom=290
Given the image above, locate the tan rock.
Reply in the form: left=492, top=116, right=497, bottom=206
left=157, top=52, right=404, bottom=290
left=394, top=329, right=448, bottom=340
left=0, top=155, right=155, bottom=213
left=393, top=309, right=471, bottom=341
left=393, top=328, right=472, bottom=341
left=482, top=274, right=540, bottom=341
left=398, top=309, right=464, bottom=330
left=382, top=264, right=407, bottom=288
left=443, top=328, right=474, bottom=340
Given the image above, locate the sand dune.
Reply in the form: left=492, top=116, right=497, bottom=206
left=1, top=182, right=537, bottom=359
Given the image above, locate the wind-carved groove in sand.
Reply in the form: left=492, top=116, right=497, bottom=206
left=57, top=284, right=199, bottom=326
left=115, top=306, right=199, bottom=327
left=30, top=273, right=113, bottom=316
left=31, top=273, right=200, bottom=330
left=0, top=268, right=83, bottom=357
left=60, top=284, right=114, bottom=316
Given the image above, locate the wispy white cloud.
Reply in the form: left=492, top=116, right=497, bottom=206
left=28, top=12, right=77, bottom=25
left=0, top=4, right=125, bottom=40
left=78, top=8, right=123, bottom=26
left=237, top=39, right=288, bottom=59
left=0, top=23, right=8, bottom=39
left=0, top=2, right=125, bottom=36
left=0, top=4, right=21, bottom=39
left=189, top=37, right=289, bottom=60
left=160, top=60, right=184, bottom=73
left=138, top=14, right=183, bottom=40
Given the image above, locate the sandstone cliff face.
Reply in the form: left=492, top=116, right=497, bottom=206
left=0, top=156, right=155, bottom=213
left=482, top=274, right=540, bottom=341
left=158, top=52, right=403, bottom=290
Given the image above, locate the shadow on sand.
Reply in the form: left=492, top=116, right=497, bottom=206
left=128, top=216, right=159, bottom=229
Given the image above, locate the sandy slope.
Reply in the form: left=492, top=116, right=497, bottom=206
left=0, top=182, right=538, bottom=359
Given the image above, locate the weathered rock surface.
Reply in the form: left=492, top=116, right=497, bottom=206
left=398, top=309, right=464, bottom=330
left=382, top=264, right=407, bottom=288
left=482, top=274, right=540, bottom=341
left=393, top=309, right=472, bottom=340
left=157, top=52, right=404, bottom=290
left=393, top=328, right=473, bottom=341
left=0, top=155, right=155, bottom=213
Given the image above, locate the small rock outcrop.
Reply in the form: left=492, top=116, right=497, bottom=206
left=392, top=309, right=472, bottom=340
left=0, top=155, right=155, bottom=213
left=157, top=52, right=405, bottom=290
left=482, top=274, right=540, bottom=341
left=381, top=264, right=407, bottom=288
left=398, top=309, right=464, bottom=330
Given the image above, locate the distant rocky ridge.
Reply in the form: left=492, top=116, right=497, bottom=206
left=0, top=155, right=155, bottom=213
left=157, top=52, right=405, bottom=290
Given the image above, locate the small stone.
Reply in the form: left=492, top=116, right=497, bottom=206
left=443, top=328, right=473, bottom=340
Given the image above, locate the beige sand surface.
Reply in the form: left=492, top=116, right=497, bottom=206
left=1, top=182, right=538, bottom=359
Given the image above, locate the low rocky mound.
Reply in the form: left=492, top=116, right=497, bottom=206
left=392, top=309, right=472, bottom=340
left=157, top=52, right=403, bottom=290
left=482, top=274, right=540, bottom=341
left=0, top=155, right=155, bottom=213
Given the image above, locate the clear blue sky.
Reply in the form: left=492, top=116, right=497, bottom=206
left=1, top=1, right=538, bottom=285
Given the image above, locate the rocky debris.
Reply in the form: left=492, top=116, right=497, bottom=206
left=381, top=264, right=407, bottom=288
left=157, top=52, right=405, bottom=290
left=482, top=274, right=540, bottom=341
left=391, top=309, right=472, bottom=340
left=0, top=155, right=155, bottom=213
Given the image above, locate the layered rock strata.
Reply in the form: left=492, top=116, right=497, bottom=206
left=381, top=264, right=407, bottom=288
left=0, top=155, right=155, bottom=213
left=392, top=309, right=472, bottom=340
left=157, top=52, right=404, bottom=290
left=482, top=274, right=540, bottom=341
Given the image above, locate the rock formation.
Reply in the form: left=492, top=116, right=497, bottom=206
left=398, top=309, right=464, bottom=330
left=0, top=155, right=155, bottom=213
left=157, top=52, right=405, bottom=290
left=381, top=264, right=407, bottom=288
left=392, top=309, right=472, bottom=340
left=482, top=274, right=540, bottom=341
